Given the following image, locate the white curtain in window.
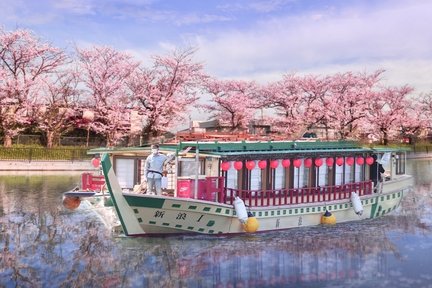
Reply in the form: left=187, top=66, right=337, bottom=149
left=344, top=165, right=354, bottom=183
left=354, top=163, right=362, bottom=182
left=116, top=158, right=135, bottom=188
left=250, top=163, right=261, bottom=190
left=293, top=159, right=305, bottom=188
left=335, top=164, right=343, bottom=185
left=226, top=162, right=238, bottom=189
left=274, top=163, right=284, bottom=189
left=317, top=163, right=328, bottom=187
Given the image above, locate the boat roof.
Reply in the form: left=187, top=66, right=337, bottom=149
left=88, top=140, right=399, bottom=160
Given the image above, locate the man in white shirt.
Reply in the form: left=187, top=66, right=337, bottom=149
left=144, top=144, right=174, bottom=195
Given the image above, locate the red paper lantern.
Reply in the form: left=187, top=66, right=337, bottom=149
left=221, top=161, right=231, bottom=171
left=270, top=160, right=279, bottom=169
left=258, top=160, right=267, bottom=169
left=336, top=157, right=344, bottom=166
left=326, top=157, right=334, bottom=167
left=282, top=159, right=291, bottom=168
left=304, top=158, right=312, bottom=168
left=234, top=161, right=243, bottom=170
left=293, top=159, right=302, bottom=168
left=346, top=157, right=354, bottom=166
left=356, top=157, right=365, bottom=165
left=366, top=156, right=375, bottom=165
left=91, top=157, right=100, bottom=168
left=246, top=161, right=256, bottom=170
left=314, top=158, right=323, bottom=167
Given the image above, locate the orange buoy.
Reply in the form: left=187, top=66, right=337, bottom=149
left=63, top=196, right=81, bottom=210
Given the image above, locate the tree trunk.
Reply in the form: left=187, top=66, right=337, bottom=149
left=383, top=131, right=388, bottom=145
left=3, top=135, right=12, bottom=147
left=46, top=131, right=54, bottom=148
left=141, top=125, right=155, bottom=144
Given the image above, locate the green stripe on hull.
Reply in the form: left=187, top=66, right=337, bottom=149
left=370, top=194, right=379, bottom=218
left=124, top=195, right=165, bottom=208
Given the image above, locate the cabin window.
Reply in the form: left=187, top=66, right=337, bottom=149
left=394, top=152, right=405, bottom=175
left=250, top=164, right=262, bottom=190
left=293, top=159, right=310, bottom=188
left=344, top=164, right=355, bottom=183
left=274, top=163, right=285, bottom=189
left=179, top=159, right=204, bottom=177
left=316, top=162, right=329, bottom=187
left=335, top=164, right=344, bottom=185
left=116, top=158, right=135, bottom=188
left=354, top=163, right=364, bottom=182
left=226, top=164, right=238, bottom=189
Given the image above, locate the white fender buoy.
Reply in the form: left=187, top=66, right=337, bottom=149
left=233, top=196, right=248, bottom=224
left=351, top=192, right=363, bottom=216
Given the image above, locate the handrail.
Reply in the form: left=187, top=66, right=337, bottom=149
left=221, top=181, right=373, bottom=207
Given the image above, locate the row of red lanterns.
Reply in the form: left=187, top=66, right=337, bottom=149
left=221, top=156, right=375, bottom=171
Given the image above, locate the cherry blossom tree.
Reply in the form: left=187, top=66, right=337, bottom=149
left=129, top=48, right=205, bottom=142
left=297, top=75, right=332, bottom=138
left=363, top=85, right=414, bottom=145
left=0, top=28, right=67, bottom=147
left=398, top=101, right=427, bottom=144
left=32, top=69, right=81, bottom=148
left=323, top=70, right=383, bottom=139
left=418, top=91, right=432, bottom=125
left=77, top=46, right=139, bottom=147
left=259, top=74, right=304, bottom=136
left=203, top=79, right=259, bottom=131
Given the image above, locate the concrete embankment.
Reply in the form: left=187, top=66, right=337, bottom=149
left=0, top=160, right=98, bottom=171
left=407, top=152, right=432, bottom=160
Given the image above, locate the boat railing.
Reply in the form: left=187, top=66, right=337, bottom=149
left=221, top=181, right=373, bottom=207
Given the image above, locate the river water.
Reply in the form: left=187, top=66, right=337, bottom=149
left=1, top=159, right=432, bottom=288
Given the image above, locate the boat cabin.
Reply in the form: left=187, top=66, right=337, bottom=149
left=91, top=140, right=408, bottom=207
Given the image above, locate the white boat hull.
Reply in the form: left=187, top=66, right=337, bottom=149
left=101, top=152, right=412, bottom=236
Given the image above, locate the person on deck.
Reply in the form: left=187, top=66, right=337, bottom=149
left=370, top=154, right=385, bottom=193
left=144, top=144, right=175, bottom=195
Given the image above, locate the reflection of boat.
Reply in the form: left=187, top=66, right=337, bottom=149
left=93, top=140, right=413, bottom=236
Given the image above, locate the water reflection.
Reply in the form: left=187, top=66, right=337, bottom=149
left=0, top=161, right=432, bottom=287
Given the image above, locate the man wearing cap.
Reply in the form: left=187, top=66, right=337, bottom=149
left=144, top=144, right=174, bottom=195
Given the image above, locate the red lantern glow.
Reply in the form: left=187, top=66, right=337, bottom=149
left=91, top=157, right=100, bottom=168
left=258, top=160, right=267, bottom=169
left=356, top=157, right=365, bottom=165
left=336, top=157, right=344, bottom=166
left=304, top=158, right=312, bottom=168
left=282, top=159, right=291, bottom=168
left=221, top=161, right=231, bottom=171
left=234, top=161, right=243, bottom=170
left=270, top=160, right=279, bottom=169
left=366, top=156, right=374, bottom=165
left=314, top=158, right=323, bottom=167
left=246, top=161, right=256, bottom=170
left=326, top=157, right=334, bottom=166
left=346, top=157, right=354, bottom=166
left=293, top=159, right=302, bottom=168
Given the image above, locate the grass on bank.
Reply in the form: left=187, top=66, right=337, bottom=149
left=0, top=145, right=95, bottom=161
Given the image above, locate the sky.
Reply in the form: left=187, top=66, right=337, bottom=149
left=1, top=0, right=432, bottom=122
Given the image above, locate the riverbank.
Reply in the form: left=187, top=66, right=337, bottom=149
left=0, top=160, right=98, bottom=171
left=0, top=152, right=429, bottom=171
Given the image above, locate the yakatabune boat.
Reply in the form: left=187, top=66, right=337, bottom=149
left=91, top=140, right=413, bottom=236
